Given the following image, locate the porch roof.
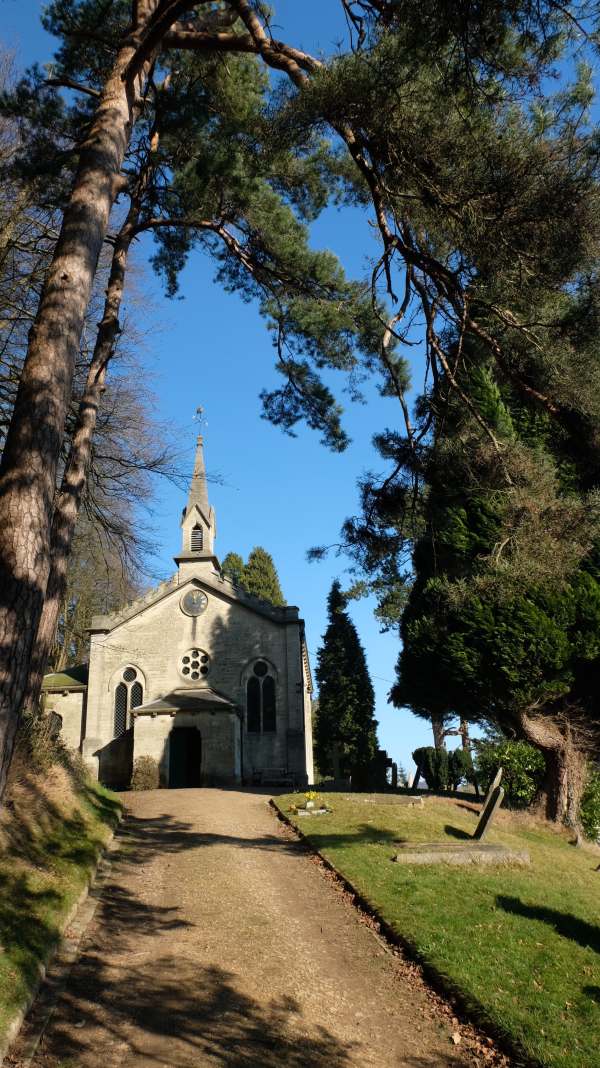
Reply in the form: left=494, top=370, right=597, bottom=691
left=133, top=687, right=237, bottom=715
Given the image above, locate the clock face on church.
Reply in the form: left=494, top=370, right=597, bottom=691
left=180, top=589, right=208, bottom=617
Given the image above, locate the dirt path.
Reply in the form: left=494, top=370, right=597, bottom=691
left=11, top=789, right=471, bottom=1068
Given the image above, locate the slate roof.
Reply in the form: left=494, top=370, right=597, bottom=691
left=42, top=663, right=89, bottom=691
left=133, top=687, right=237, bottom=715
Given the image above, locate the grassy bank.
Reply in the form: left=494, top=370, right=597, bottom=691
left=0, top=751, right=121, bottom=1048
left=275, top=793, right=600, bottom=1068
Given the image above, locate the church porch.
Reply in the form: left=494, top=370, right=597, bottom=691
left=133, top=689, right=241, bottom=788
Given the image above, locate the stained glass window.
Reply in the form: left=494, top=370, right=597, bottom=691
left=114, top=682, right=128, bottom=737
left=114, top=669, right=144, bottom=737
left=246, top=663, right=276, bottom=733
left=247, top=676, right=261, bottom=732
left=262, top=676, right=277, bottom=732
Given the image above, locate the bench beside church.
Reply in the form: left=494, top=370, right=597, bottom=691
left=42, top=435, right=314, bottom=790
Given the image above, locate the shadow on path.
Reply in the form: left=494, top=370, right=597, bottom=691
left=37, top=956, right=466, bottom=1068
left=39, top=958, right=357, bottom=1067
left=12, top=801, right=470, bottom=1068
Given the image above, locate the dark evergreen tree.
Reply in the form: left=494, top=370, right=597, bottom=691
left=243, top=547, right=286, bottom=606
left=314, top=580, right=377, bottom=778
left=391, top=360, right=600, bottom=829
left=221, top=552, right=246, bottom=588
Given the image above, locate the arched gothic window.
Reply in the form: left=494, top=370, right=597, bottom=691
left=191, top=525, right=203, bottom=552
left=246, top=661, right=276, bottom=733
left=114, top=667, right=144, bottom=737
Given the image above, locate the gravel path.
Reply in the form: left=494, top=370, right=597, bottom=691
left=12, top=789, right=470, bottom=1068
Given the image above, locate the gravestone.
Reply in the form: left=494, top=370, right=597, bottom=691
left=472, top=767, right=504, bottom=841
left=391, top=765, right=529, bottom=866
left=473, top=784, right=504, bottom=840
left=481, top=768, right=503, bottom=812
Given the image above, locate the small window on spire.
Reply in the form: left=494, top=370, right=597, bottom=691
left=191, top=525, right=203, bottom=552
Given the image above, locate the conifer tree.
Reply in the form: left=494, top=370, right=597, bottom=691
left=390, top=358, right=600, bottom=829
left=243, top=547, right=286, bottom=606
left=221, top=552, right=246, bottom=587
left=314, top=581, right=377, bottom=778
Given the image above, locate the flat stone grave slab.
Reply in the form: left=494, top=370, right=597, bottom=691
left=296, top=807, right=330, bottom=817
left=346, top=794, right=427, bottom=807
left=392, top=842, right=530, bottom=866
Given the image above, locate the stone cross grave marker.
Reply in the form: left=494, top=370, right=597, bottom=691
left=472, top=767, right=504, bottom=841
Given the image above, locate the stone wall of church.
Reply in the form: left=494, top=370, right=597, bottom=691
left=43, top=691, right=85, bottom=750
left=84, top=570, right=309, bottom=785
left=133, top=709, right=240, bottom=786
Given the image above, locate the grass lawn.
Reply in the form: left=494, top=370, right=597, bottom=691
left=275, top=792, right=600, bottom=1068
left=0, top=758, right=122, bottom=1048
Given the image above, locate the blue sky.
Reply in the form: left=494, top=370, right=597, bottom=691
left=1, top=0, right=449, bottom=773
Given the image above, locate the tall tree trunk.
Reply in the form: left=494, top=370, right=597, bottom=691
left=431, top=712, right=447, bottom=750
left=23, top=179, right=145, bottom=717
left=459, top=717, right=470, bottom=749
left=518, top=710, right=586, bottom=835
left=0, top=35, right=148, bottom=796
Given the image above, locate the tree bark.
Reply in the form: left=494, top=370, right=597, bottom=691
left=431, top=712, right=447, bottom=750
left=0, top=1, right=325, bottom=797
left=23, top=177, right=146, bottom=718
left=0, top=34, right=148, bottom=796
left=518, top=710, right=586, bottom=834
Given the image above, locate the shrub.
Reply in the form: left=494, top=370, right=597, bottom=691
left=131, top=756, right=160, bottom=791
left=14, top=707, right=65, bottom=774
left=448, top=748, right=475, bottom=790
left=580, top=766, right=600, bottom=841
left=412, top=746, right=450, bottom=791
left=474, top=739, right=545, bottom=808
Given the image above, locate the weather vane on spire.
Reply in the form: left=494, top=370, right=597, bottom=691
left=193, top=405, right=208, bottom=431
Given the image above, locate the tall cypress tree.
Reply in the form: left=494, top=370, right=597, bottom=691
left=221, top=552, right=246, bottom=588
left=242, top=547, right=286, bottom=606
left=315, top=581, right=378, bottom=778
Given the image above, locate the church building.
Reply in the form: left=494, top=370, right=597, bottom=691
left=42, top=436, right=314, bottom=789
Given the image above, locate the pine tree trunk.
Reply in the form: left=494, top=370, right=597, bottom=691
left=459, top=718, right=470, bottom=749
left=518, top=711, right=586, bottom=835
left=23, top=184, right=144, bottom=717
left=431, top=713, right=447, bottom=750
left=0, top=39, right=145, bottom=796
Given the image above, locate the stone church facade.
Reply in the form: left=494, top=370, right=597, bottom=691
left=43, top=437, right=314, bottom=789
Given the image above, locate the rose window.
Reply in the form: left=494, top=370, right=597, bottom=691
left=180, top=648, right=210, bottom=682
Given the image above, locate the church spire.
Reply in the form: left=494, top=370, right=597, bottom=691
left=179, top=433, right=217, bottom=560
left=186, top=435, right=210, bottom=519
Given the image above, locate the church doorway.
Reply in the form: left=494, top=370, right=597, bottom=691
left=169, top=727, right=202, bottom=788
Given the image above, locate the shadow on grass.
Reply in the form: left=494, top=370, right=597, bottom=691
left=0, top=872, right=62, bottom=991
left=297, top=821, right=399, bottom=848
left=0, top=756, right=120, bottom=1016
left=443, top=825, right=472, bottom=841
left=497, top=895, right=600, bottom=954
